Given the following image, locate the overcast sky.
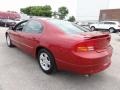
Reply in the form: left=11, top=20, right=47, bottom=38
left=0, top=0, right=77, bottom=16
left=109, top=0, right=120, bottom=9
left=0, top=0, right=120, bottom=16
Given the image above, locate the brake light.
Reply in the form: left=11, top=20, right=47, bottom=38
left=75, top=40, right=95, bottom=52
left=77, top=46, right=94, bottom=52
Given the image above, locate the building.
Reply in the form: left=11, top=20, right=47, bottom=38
left=76, top=0, right=110, bottom=21
left=99, top=9, right=120, bottom=21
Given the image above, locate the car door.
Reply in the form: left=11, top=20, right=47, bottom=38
left=18, top=20, right=43, bottom=55
left=97, top=22, right=104, bottom=29
left=102, top=22, right=111, bottom=29
left=8, top=20, right=28, bottom=47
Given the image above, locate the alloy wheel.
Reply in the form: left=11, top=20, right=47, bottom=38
left=39, top=52, right=51, bottom=71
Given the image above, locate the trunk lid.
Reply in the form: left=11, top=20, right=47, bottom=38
left=81, top=31, right=111, bottom=52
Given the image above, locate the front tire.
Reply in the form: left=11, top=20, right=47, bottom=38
left=37, top=49, right=56, bottom=74
left=6, top=34, right=14, bottom=47
left=90, top=26, right=95, bottom=31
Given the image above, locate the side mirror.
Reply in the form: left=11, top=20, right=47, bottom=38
left=9, top=26, right=14, bottom=30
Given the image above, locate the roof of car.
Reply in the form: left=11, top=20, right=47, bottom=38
left=31, top=16, right=52, bottom=21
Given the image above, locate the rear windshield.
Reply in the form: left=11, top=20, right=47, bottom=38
left=48, top=19, right=87, bottom=34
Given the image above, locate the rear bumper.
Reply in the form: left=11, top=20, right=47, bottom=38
left=57, top=60, right=111, bottom=74
left=58, top=61, right=111, bottom=74
left=78, top=61, right=111, bottom=74
left=56, top=46, right=112, bottom=74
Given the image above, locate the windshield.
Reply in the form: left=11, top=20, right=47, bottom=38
left=48, top=19, right=87, bottom=35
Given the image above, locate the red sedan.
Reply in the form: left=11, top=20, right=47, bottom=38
left=5, top=18, right=113, bottom=75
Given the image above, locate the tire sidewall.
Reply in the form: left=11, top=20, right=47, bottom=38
left=91, top=26, right=95, bottom=31
left=37, top=49, right=56, bottom=74
left=109, top=28, right=115, bottom=33
left=6, top=34, right=12, bottom=47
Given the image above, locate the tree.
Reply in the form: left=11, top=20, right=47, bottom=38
left=58, top=6, right=69, bottom=20
left=20, top=6, right=32, bottom=15
left=20, top=5, right=52, bottom=17
left=52, top=11, right=58, bottom=19
left=68, top=16, right=76, bottom=22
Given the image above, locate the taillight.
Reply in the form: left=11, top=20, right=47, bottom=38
left=75, top=41, right=95, bottom=52
left=77, top=46, right=94, bottom=52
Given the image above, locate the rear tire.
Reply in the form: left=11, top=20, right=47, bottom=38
left=37, top=49, right=57, bottom=74
left=109, top=28, right=115, bottom=33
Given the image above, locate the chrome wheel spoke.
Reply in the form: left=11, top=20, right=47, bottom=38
left=39, top=53, right=51, bottom=71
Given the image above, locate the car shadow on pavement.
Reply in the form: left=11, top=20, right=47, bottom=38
left=48, top=71, right=120, bottom=89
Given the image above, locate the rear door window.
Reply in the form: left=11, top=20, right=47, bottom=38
left=49, top=20, right=85, bottom=35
